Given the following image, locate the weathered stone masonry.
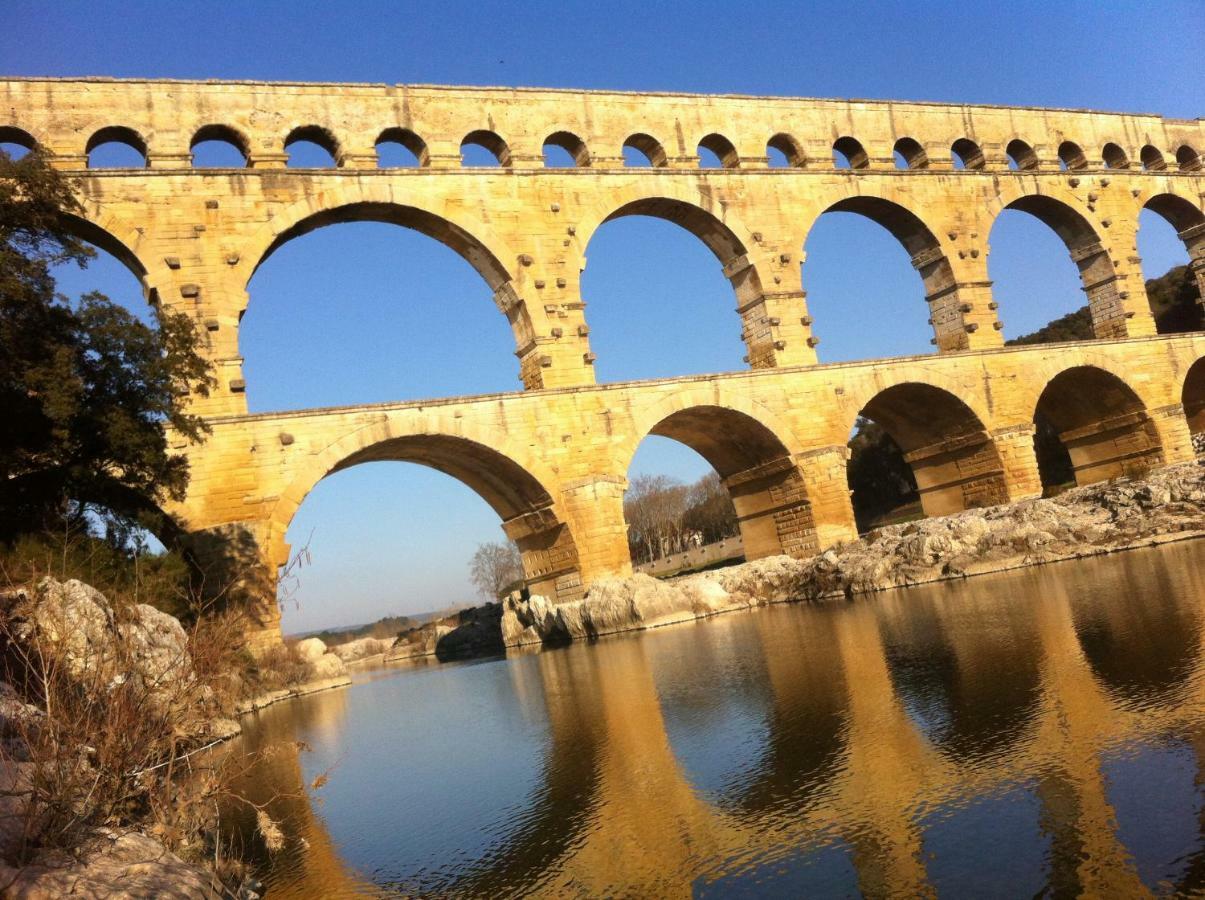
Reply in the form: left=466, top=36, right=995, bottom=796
left=3, top=77, right=1204, bottom=646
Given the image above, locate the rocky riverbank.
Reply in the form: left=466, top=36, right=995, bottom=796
left=0, top=578, right=355, bottom=899
left=502, top=461, right=1205, bottom=647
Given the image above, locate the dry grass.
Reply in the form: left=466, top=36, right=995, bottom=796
left=0, top=534, right=320, bottom=892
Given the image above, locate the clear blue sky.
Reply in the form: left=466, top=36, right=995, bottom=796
left=6, top=0, right=1202, bottom=632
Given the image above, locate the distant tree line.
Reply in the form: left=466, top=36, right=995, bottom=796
left=625, top=472, right=738, bottom=565
left=304, top=614, right=419, bottom=647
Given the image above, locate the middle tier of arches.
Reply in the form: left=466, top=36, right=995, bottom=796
left=62, top=169, right=1205, bottom=416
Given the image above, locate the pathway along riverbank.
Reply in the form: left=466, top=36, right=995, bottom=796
left=499, top=461, right=1205, bottom=648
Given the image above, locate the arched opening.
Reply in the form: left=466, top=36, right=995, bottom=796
left=1102, top=142, right=1130, bottom=169
left=1176, top=145, right=1202, bottom=172
left=1141, top=144, right=1167, bottom=171
left=50, top=213, right=152, bottom=302
left=1057, top=141, right=1088, bottom=171
left=1005, top=139, right=1038, bottom=171
left=243, top=203, right=523, bottom=410
left=1182, top=357, right=1205, bottom=455
left=951, top=138, right=985, bottom=171
left=802, top=196, right=961, bottom=359
left=190, top=124, right=248, bottom=168
left=284, top=125, right=339, bottom=168
left=622, top=133, right=667, bottom=168
left=991, top=195, right=1119, bottom=341
left=1138, top=195, right=1205, bottom=334
left=893, top=137, right=928, bottom=170
left=697, top=133, right=739, bottom=169
left=767, top=133, right=805, bottom=168
left=461, top=130, right=510, bottom=167
left=849, top=383, right=1006, bottom=529
left=0, top=125, right=37, bottom=159
left=86, top=126, right=147, bottom=168
left=581, top=197, right=758, bottom=380
left=832, top=136, right=868, bottom=170
left=276, top=435, right=582, bottom=637
left=542, top=131, right=589, bottom=168
left=1033, top=366, right=1163, bottom=490
left=625, top=406, right=815, bottom=571
left=376, top=127, right=427, bottom=168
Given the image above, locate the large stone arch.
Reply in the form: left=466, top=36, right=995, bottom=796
left=268, top=419, right=582, bottom=605
left=798, top=193, right=981, bottom=353
left=238, top=190, right=536, bottom=374
left=846, top=381, right=1009, bottom=517
left=52, top=208, right=161, bottom=304
left=574, top=188, right=786, bottom=368
left=1142, top=192, right=1205, bottom=320
left=1033, top=364, right=1164, bottom=486
left=622, top=390, right=817, bottom=561
left=0, top=124, right=44, bottom=153
left=987, top=189, right=1128, bottom=338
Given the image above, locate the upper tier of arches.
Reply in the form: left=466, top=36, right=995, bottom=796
left=4, top=95, right=1200, bottom=175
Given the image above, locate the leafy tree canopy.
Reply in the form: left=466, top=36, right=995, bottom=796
left=0, top=150, right=213, bottom=542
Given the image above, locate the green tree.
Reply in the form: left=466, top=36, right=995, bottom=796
left=1145, top=264, right=1204, bottom=334
left=1005, top=306, right=1095, bottom=345
left=0, top=150, right=213, bottom=541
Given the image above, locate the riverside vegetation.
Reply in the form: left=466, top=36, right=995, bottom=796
left=0, top=148, right=352, bottom=895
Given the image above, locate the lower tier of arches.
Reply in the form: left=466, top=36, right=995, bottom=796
left=173, top=333, right=1205, bottom=648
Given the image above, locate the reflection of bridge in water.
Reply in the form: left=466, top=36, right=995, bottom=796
left=237, top=542, right=1205, bottom=898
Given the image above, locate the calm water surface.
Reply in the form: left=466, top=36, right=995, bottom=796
left=227, top=541, right=1205, bottom=898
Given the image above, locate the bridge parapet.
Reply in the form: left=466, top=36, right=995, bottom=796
left=2, top=78, right=1202, bottom=176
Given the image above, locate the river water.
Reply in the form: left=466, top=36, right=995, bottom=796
left=226, top=541, right=1205, bottom=898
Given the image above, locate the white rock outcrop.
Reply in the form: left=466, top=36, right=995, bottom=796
left=18, top=580, right=195, bottom=701
left=23, top=579, right=114, bottom=677
left=291, top=636, right=347, bottom=679
left=293, top=637, right=328, bottom=662
left=329, top=636, right=394, bottom=662
left=118, top=603, right=193, bottom=690
left=501, top=462, right=1205, bottom=649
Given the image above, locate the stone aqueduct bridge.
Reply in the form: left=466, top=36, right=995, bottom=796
left=4, top=78, right=1205, bottom=642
